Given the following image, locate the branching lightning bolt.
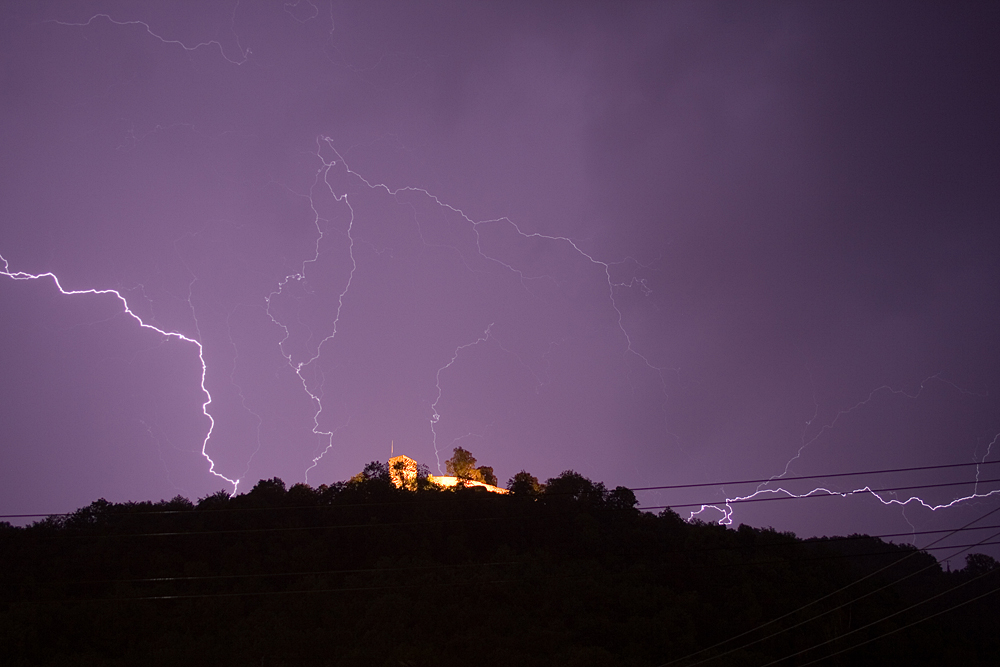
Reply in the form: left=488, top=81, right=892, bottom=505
left=315, top=137, right=678, bottom=442
left=0, top=253, right=239, bottom=492
left=271, top=136, right=679, bottom=477
left=45, top=4, right=680, bottom=486
left=689, top=376, right=1000, bottom=525
left=265, top=137, right=357, bottom=481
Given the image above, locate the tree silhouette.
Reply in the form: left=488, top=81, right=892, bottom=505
left=965, top=553, right=1000, bottom=576
left=476, top=465, right=498, bottom=486
left=3, top=469, right=999, bottom=666
left=543, top=470, right=607, bottom=506
left=445, top=447, right=480, bottom=480
left=507, top=470, right=543, bottom=496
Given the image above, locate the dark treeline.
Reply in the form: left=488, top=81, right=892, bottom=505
left=1, top=463, right=997, bottom=666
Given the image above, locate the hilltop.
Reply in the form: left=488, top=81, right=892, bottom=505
left=1, top=460, right=997, bottom=666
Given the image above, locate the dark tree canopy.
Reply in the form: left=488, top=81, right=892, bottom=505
left=444, top=448, right=499, bottom=485
left=543, top=469, right=608, bottom=505
left=3, top=466, right=998, bottom=666
left=476, top=465, right=498, bottom=486
left=965, top=553, right=1000, bottom=576
left=445, top=447, right=479, bottom=479
left=507, top=470, right=544, bottom=495
left=351, top=460, right=391, bottom=484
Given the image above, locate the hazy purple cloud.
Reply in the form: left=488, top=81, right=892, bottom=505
left=2, top=1, right=998, bottom=558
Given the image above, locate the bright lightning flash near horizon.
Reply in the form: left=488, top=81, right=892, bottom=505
left=688, top=376, right=1000, bottom=525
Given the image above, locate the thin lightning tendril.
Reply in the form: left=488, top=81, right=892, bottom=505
left=225, top=306, right=264, bottom=487
left=49, top=9, right=251, bottom=66
left=430, top=325, right=495, bottom=473
left=976, top=432, right=1000, bottom=494
left=283, top=0, right=321, bottom=24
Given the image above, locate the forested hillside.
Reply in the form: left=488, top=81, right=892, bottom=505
left=2, top=464, right=997, bottom=666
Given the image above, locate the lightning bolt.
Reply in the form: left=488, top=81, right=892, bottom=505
left=445, top=422, right=498, bottom=454
left=975, top=431, right=1000, bottom=494
left=315, top=137, right=678, bottom=445
left=0, top=253, right=239, bottom=492
left=43, top=8, right=679, bottom=491
left=430, top=324, right=495, bottom=473
left=689, top=376, right=1000, bottom=524
left=270, top=136, right=679, bottom=477
left=775, top=374, right=988, bottom=482
left=224, top=305, right=264, bottom=488
left=283, top=0, right=321, bottom=24
left=264, top=137, right=357, bottom=480
left=49, top=7, right=251, bottom=66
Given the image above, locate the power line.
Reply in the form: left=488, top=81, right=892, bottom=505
left=631, top=459, right=1000, bottom=492
left=0, top=492, right=477, bottom=519
left=4, top=479, right=999, bottom=542
left=677, top=528, right=1000, bottom=667
left=15, top=539, right=1000, bottom=595
left=15, top=538, right=1000, bottom=607
left=22, top=514, right=506, bottom=540
left=757, top=556, right=1000, bottom=666
left=792, top=581, right=1000, bottom=666
left=10, top=515, right=1000, bottom=593
left=657, top=503, right=1000, bottom=667
left=8, top=506, right=1000, bottom=613
left=638, top=475, right=1000, bottom=512
left=15, top=575, right=529, bottom=605
left=12, top=560, right=519, bottom=588
left=3, top=459, right=997, bottom=520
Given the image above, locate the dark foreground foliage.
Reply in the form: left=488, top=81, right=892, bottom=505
left=1, top=468, right=997, bottom=666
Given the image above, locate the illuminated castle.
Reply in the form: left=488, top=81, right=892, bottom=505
left=387, top=454, right=420, bottom=489
left=388, top=454, right=509, bottom=494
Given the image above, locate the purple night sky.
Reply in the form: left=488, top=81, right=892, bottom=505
left=2, top=1, right=998, bottom=556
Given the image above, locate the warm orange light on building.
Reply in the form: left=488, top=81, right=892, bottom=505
left=388, top=455, right=419, bottom=489
left=388, top=454, right=509, bottom=494
left=426, top=475, right=509, bottom=494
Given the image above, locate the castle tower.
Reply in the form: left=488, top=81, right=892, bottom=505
left=388, top=454, right=418, bottom=490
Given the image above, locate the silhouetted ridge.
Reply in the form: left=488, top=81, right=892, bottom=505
left=1, top=467, right=997, bottom=666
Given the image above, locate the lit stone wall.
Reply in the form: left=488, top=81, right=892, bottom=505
left=388, top=455, right=418, bottom=489
left=388, top=455, right=509, bottom=494
left=427, top=475, right=510, bottom=494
